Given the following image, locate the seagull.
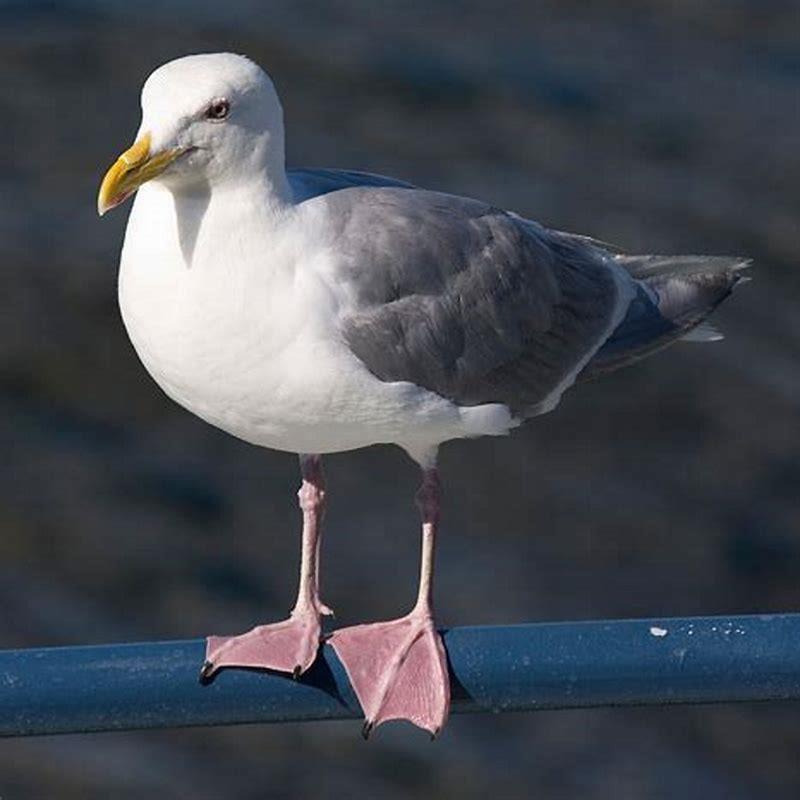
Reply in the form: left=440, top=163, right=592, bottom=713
left=97, top=52, right=748, bottom=737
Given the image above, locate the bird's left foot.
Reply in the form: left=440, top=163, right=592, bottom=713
left=201, top=600, right=332, bottom=683
left=329, top=607, right=450, bottom=737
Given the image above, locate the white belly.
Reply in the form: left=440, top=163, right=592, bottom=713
left=116, top=185, right=499, bottom=459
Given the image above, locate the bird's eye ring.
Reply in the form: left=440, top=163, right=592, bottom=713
left=205, top=98, right=230, bottom=121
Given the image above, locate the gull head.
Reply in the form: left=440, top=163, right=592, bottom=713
left=97, top=53, right=284, bottom=215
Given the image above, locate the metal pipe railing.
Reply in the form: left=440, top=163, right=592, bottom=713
left=2, top=613, right=800, bottom=737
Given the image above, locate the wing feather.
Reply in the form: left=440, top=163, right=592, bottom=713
left=319, top=187, right=625, bottom=416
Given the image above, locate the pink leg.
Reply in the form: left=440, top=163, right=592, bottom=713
left=201, top=454, right=333, bottom=682
left=330, top=468, right=450, bottom=738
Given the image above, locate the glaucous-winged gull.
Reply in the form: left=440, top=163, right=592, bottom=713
left=98, top=53, right=747, bottom=737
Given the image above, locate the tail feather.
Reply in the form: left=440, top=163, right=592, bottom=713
left=613, top=254, right=750, bottom=281
left=581, top=254, right=749, bottom=380
left=681, top=321, right=724, bottom=342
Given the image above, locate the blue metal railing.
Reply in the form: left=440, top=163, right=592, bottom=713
left=2, top=613, right=800, bottom=737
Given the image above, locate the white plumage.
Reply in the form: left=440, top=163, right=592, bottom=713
left=118, top=55, right=527, bottom=467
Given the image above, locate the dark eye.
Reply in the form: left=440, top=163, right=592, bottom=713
left=205, top=98, right=230, bottom=121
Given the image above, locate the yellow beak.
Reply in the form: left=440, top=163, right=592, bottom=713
left=97, top=133, right=183, bottom=216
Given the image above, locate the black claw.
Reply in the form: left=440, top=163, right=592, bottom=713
left=199, top=660, right=215, bottom=686
left=292, top=665, right=302, bottom=680
left=430, top=728, right=439, bottom=742
left=320, top=632, right=333, bottom=643
left=361, top=721, right=373, bottom=740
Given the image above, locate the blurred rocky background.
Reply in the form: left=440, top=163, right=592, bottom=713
left=1, top=0, right=799, bottom=797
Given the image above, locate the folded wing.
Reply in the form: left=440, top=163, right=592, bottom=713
left=324, top=188, right=627, bottom=417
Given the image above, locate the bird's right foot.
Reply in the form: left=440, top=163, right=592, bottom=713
left=201, top=601, right=332, bottom=683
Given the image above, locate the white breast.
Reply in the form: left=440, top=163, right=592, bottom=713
left=117, top=183, right=491, bottom=459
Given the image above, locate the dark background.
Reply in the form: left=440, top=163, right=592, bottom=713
left=2, top=1, right=799, bottom=797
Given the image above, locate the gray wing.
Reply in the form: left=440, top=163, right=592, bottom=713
left=324, top=187, right=624, bottom=417
left=288, top=167, right=416, bottom=203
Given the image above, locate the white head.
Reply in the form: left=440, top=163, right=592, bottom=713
left=98, top=53, right=286, bottom=214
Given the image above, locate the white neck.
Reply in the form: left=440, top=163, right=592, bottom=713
left=126, top=160, right=294, bottom=275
